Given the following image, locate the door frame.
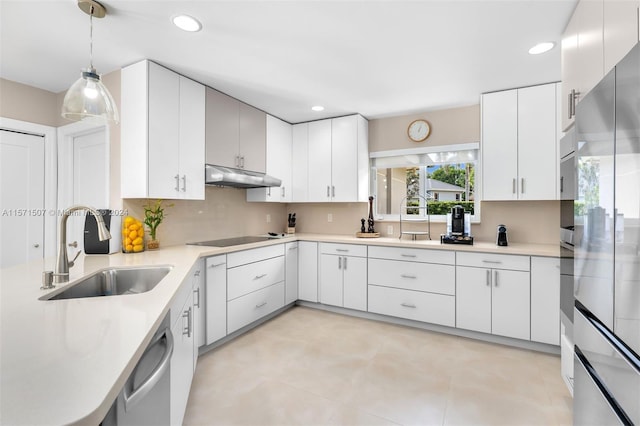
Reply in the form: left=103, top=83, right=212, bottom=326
left=0, top=117, right=57, bottom=258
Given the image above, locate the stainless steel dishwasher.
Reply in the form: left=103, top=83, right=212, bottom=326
left=102, top=312, right=173, bottom=426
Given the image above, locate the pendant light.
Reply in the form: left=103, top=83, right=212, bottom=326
left=61, top=0, right=119, bottom=124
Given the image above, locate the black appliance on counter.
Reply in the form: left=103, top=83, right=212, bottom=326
left=84, top=209, right=121, bottom=254
left=496, top=224, right=508, bottom=246
left=441, top=205, right=473, bottom=245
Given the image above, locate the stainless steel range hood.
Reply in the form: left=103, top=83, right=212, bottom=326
left=205, top=164, right=282, bottom=188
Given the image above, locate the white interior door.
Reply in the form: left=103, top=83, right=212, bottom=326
left=0, top=130, right=45, bottom=268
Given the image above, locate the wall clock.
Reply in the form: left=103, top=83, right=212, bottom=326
left=407, top=119, right=431, bottom=142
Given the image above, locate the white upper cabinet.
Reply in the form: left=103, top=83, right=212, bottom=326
left=562, top=0, right=639, bottom=130
left=121, top=60, right=205, bottom=200
left=291, top=123, right=309, bottom=202
left=205, top=88, right=266, bottom=173
left=306, top=114, right=369, bottom=203
left=482, top=83, right=558, bottom=201
left=246, top=115, right=293, bottom=202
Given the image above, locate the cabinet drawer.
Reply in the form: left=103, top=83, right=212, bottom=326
left=319, top=243, right=367, bottom=257
left=228, top=256, right=284, bottom=300
left=368, top=285, right=455, bottom=327
left=368, top=246, right=454, bottom=265
left=227, top=244, right=285, bottom=268
left=456, top=252, right=530, bottom=271
left=227, top=282, right=285, bottom=334
left=368, top=259, right=455, bottom=295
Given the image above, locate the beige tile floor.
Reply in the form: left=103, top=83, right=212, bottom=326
left=184, top=306, right=572, bottom=426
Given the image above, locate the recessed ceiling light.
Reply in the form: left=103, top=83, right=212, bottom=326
left=311, top=105, right=324, bottom=112
left=172, top=15, right=202, bottom=32
left=528, top=42, right=555, bottom=55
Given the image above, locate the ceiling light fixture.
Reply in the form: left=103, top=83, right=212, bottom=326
left=311, top=105, right=325, bottom=112
left=61, top=0, right=119, bottom=124
left=172, top=15, right=202, bottom=32
left=528, top=42, right=555, bottom=55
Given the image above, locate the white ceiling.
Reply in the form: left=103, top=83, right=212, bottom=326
left=1, top=0, right=577, bottom=123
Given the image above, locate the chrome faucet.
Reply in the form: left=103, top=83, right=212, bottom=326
left=53, top=205, right=111, bottom=284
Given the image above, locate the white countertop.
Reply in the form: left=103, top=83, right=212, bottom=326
left=0, top=234, right=558, bottom=425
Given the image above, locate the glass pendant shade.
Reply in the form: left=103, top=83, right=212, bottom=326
left=62, top=68, right=119, bottom=123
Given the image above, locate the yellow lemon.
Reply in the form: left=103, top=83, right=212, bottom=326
left=125, top=237, right=132, bottom=245
left=124, top=217, right=134, bottom=226
left=128, top=230, right=138, bottom=240
left=137, top=229, right=144, bottom=238
left=125, top=244, right=133, bottom=252
left=133, top=237, right=143, bottom=246
left=133, top=244, right=143, bottom=252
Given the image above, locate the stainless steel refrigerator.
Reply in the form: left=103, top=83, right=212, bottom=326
left=573, top=43, right=640, bottom=425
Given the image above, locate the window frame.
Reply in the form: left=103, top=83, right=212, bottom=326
left=369, top=143, right=482, bottom=223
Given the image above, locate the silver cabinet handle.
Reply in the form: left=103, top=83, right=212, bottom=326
left=338, top=257, right=342, bottom=269
left=209, top=262, right=226, bottom=268
left=182, top=307, right=192, bottom=337
left=68, top=241, right=78, bottom=248
left=239, top=156, right=245, bottom=168
left=34, top=243, right=40, bottom=248
left=193, top=287, right=200, bottom=308
left=336, top=249, right=349, bottom=253
left=282, top=187, right=286, bottom=198
left=401, top=274, right=417, bottom=279
left=401, top=254, right=416, bottom=258
left=181, top=175, right=187, bottom=192
left=494, top=270, right=498, bottom=287
left=512, top=178, right=516, bottom=194
left=288, top=246, right=298, bottom=251
left=569, top=89, right=580, bottom=118
left=332, top=186, right=335, bottom=198
left=175, top=174, right=180, bottom=191
left=486, top=269, right=491, bottom=286
left=123, top=327, right=174, bottom=411
left=401, top=302, right=416, bottom=308
left=267, top=187, right=271, bottom=197
left=568, top=93, right=573, bottom=119
left=255, top=301, right=267, bottom=308
left=327, top=186, right=330, bottom=197
left=343, top=256, right=347, bottom=270
left=235, top=155, right=240, bottom=168
left=254, top=273, right=267, bottom=280
left=482, top=260, right=502, bottom=264
left=194, top=270, right=201, bottom=277
left=560, top=176, right=564, bottom=193
left=521, top=178, right=525, bottom=194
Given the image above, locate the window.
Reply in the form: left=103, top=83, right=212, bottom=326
left=371, top=143, right=479, bottom=221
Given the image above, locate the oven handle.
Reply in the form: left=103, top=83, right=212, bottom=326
left=123, top=327, right=174, bottom=411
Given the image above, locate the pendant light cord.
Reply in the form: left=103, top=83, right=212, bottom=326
left=89, top=4, right=94, bottom=70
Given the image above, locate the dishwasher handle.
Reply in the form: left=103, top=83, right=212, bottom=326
left=123, top=327, right=174, bottom=411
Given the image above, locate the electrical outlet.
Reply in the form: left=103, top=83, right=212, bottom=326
left=266, top=214, right=271, bottom=223
left=327, top=213, right=333, bottom=223
left=387, top=225, right=394, bottom=235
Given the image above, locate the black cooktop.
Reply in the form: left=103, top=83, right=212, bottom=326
left=188, top=236, right=272, bottom=247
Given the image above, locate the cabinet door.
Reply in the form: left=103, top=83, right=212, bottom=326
left=148, top=62, right=180, bottom=199
left=319, top=254, right=343, bottom=307
left=307, top=120, right=332, bottom=202
left=292, top=123, right=309, bottom=202
left=482, top=90, right=518, bottom=200
left=531, top=257, right=560, bottom=345
left=170, top=298, right=193, bottom=426
left=604, top=0, right=640, bottom=73
left=343, top=255, right=367, bottom=311
left=298, top=241, right=318, bottom=302
left=331, top=115, right=359, bottom=202
left=562, top=8, right=581, bottom=131
left=179, top=77, right=205, bottom=200
left=456, top=266, right=491, bottom=334
left=205, top=255, right=227, bottom=345
left=285, top=242, right=299, bottom=304
left=517, top=84, right=557, bottom=200
left=491, top=269, right=530, bottom=340
left=205, top=88, right=239, bottom=168
left=239, top=103, right=266, bottom=173
left=577, top=0, right=605, bottom=98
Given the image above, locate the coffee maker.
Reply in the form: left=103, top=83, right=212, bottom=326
left=441, top=205, right=474, bottom=245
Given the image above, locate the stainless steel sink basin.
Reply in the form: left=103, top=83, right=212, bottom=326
left=41, top=266, right=173, bottom=300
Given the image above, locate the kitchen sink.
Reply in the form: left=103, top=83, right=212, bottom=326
left=41, top=265, right=173, bottom=300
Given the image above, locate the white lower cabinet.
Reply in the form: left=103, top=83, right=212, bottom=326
left=170, top=277, right=194, bottom=426
left=285, top=242, right=299, bottom=304
left=298, top=241, right=318, bottom=302
left=531, top=256, right=560, bottom=345
left=368, top=285, right=455, bottom=327
left=456, top=264, right=531, bottom=340
left=191, top=260, right=204, bottom=369
left=205, top=255, right=227, bottom=345
left=227, top=283, right=285, bottom=333
left=319, top=243, right=367, bottom=311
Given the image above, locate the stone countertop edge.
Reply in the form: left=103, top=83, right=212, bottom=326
left=0, top=234, right=559, bottom=425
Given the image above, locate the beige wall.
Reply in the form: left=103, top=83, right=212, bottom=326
left=123, top=187, right=287, bottom=247
left=368, top=104, right=480, bottom=152
left=0, top=78, right=60, bottom=127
